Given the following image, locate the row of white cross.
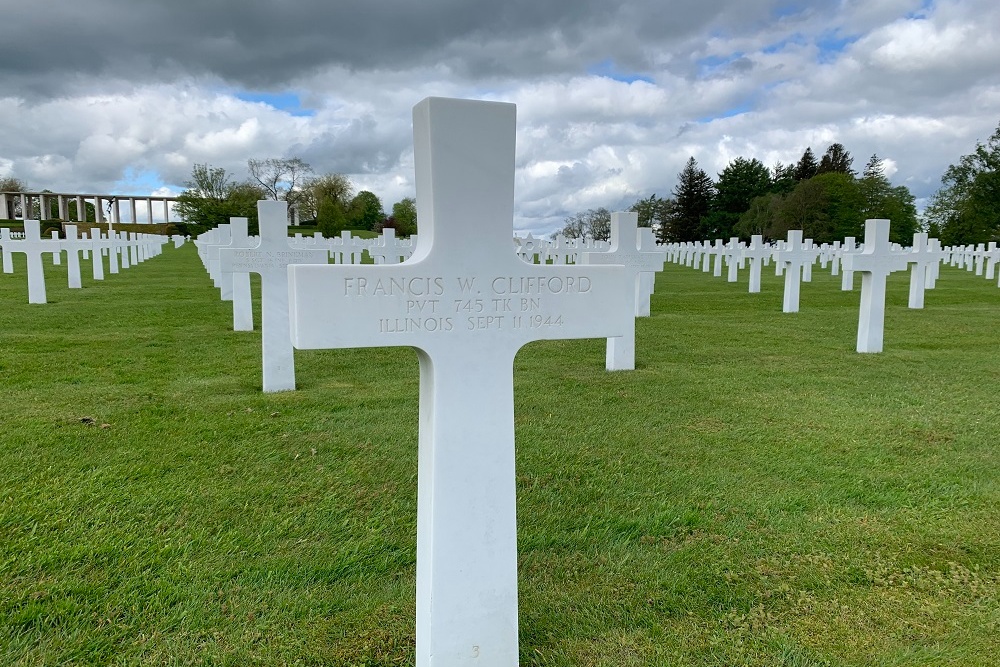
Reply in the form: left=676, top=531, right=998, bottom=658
left=0, top=219, right=179, bottom=303
left=193, top=205, right=668, bottom=393
left=662, top=222, right=967, bottom=353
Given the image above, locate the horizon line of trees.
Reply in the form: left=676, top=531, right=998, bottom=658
left=560, top=119, right=1000, bottom=247
left=174, top=158, right=417, bottom=238
left=559, top=143, right=920, bottom=246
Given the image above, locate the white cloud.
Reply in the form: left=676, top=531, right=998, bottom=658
left=0, top=1, right=998, bottom=237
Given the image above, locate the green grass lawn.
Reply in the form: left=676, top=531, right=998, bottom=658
left=1, top=246, right=997, bottom=666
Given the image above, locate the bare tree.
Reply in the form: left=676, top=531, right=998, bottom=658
left=247, top=157, right=314, bottom=223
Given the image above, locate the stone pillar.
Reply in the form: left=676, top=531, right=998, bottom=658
left=20, top=194, right=29, bottom=220
left=95, top=197, right=104, bottom=224
left=147, top=198, right=154, bottom=224
left=130, top=198, right=138, bottom=224
left=0, top=193, right=9, bottom=219
left=58, top=195, right=68, bottom=220
left=112, top=199, right=121, bottom=225
left=76, top=196, right=85, bottom=222
left=39, top=194, right=49, bottom=220
left=163, top=199, right=170, bottom=223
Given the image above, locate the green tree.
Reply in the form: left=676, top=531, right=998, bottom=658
left=926, top=120, right=1000, bottom=245
left=794, top=147, right=818, bottom=181
left=774, top=172, right=864, bottom=243
left=770, top=162, right=797, bottom=195
left=628, top=194, right=673, bottom=240
left=817, top=143, right=854, bottom=176
left=307, top=173, right=354, bottom=237
left=348, top=190, right=385, bottom=231
left=703, top=157, right=772, bottom=239
left=859, top=155, right=918, bottom=243
left=391, top=197, right=418, bottom=236
left=175, top=164, right=263, bottom=236
left=736, top=193, right=784, bottom=239
left=664, top=157, right=713, bottom=242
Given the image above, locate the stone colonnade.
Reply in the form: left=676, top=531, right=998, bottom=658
left=0, top=192, right=180, bottom=224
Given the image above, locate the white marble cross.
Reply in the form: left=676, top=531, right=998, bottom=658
left=287, top=97, right=631, bottom=666
left=907, top=232, right=937, bottom=309
left=983, top=242, right=1000, bottom=280
left=637, top=227, right=665, bottom=316
left=772, top=230, right=811, bottom=313
left=4, top=220, right=51, bottom=303
left=89, top=228, right=107, bottom=280
left=742, top=234, right=770, bottom=293
left=219, top=201, right=328, bottom=392
left=840, top=237, right=858, bottom=290
left=49, top=230, right=62, bottom=266
left=62, top=225, right=90, bottom=289
left=723, top=237, right=741, bottom=282
left=228, top=217, right=256, bottom=332
left=711, top=239, right=724, bottom=277
left=1, top=228, right=14, bottom=274
left=801, top=239, right=816, bottom=282
left=581, top=211, right=664, bottom=369
left=842, top=219, right=911, bottom=353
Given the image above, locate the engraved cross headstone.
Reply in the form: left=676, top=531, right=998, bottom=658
left=287, top=97, right=631, bottom=666
left=772, top=230, right=811, bottom=313
left=842, top=219, right=911, bottom=353
left=219, top=201, right=328, bottom=392
left=742, top=234, right=770, bottom=293
left=580, top=211, right=664, bottom=369
left=5, top=220, right=52, bottom=303
left=1, top=227, right=14, bottom=274
left=62, top=224, right=90, bottom=289
left=226, top=217, right=255, bottom=331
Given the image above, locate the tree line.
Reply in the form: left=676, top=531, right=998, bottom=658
left=174, top=158, right=416, bottom=237
left=557, top=119, right=1000, bottom=246
left=559, top=143, right=922, bottom=245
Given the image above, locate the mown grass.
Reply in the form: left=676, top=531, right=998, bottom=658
left=1, top=247, right=997, bottom=666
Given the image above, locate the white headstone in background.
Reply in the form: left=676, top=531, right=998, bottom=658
left=89, top=228, right=107, bottom=280
left=1, top=228, right=14, bottom=274
left=48, top=230, right=62, bottom=266
left=581, top=211, right=664, bottom=369
left=62, top=225, right=88, bottom=289
left=743, top=235, right=769, bottom=293
left=219, top=201, right=328, bottom=392
left=288, top=97, right=631, bottom=666
left=842, top=219, right=911, bottom=353
left=907, top=232, right=935, bottom=309
left=773, top=230, right=811, bottom=313
left=227, top=217, right=255, bottom=332
left=840, top=237, right=858, bottom=290
left=724, top=237, right=741, bottom=282
left=5, top=220, right=50, bottom=303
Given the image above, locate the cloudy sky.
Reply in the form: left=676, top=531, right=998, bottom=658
left=1, top=0, right=998, bottom=235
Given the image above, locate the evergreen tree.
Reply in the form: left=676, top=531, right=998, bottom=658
left=794, top=147, right=818, bottom=181
left=665, top=157, right=714, bottom=242
left=770, top=162, right=797, bottom=195
left=817, top=143, right=855, bottom=176
left=704, top=157, right=772, bottom=239
left=859, top=154, right=921, bottom=243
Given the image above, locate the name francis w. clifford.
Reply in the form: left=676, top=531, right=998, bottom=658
left=343, top=275, right=594, bottom=298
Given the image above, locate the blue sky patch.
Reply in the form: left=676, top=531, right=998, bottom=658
left=114, top=168, right=167, bottom=196
left=235, top=91, right=316, bottom=117
left=587, top=59, right=654, bottom=84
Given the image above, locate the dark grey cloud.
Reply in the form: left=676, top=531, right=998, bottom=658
left=1, top=0, right=804, bottom=97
